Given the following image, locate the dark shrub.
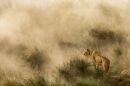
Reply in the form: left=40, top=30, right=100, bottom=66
left=58, top=58, right=93, bottom=82
left=89, top=28, right=125, bottom=45
left=24, top=47, right=49, bottom=71
left=90, top=29, right=115, bottom=41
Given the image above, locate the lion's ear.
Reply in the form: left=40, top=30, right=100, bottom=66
left=87, top=49, right=91, bottom=54
left=86, top=49, right=90, bottom=52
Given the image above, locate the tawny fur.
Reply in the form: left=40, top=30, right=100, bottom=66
left=83, top=49, right=110, bottom=72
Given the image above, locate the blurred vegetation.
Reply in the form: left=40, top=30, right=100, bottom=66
left=58, top=41, right=78, bottom=49
left=114, top=47, right=123, bottom=57
left=1, top=57, right=130, bottom=86
left=58, top=58, right=93, bottom=81
left=4, top=76, right=48, bottom=86
left=23, top=47, right=49, bottom=71
left=89, top=26, right=125, bottom=49
left=76, top=78, right=99, bottom=86
left=90, top=29, right=115, bottom=41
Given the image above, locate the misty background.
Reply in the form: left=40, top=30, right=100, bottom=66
left=0, top=0, right=130, bottom=83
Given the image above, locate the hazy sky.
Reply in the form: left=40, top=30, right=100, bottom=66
left=0, top=0, right=129, bottom=8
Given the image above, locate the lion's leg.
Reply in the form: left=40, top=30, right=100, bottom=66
left=96, top=64, right=98, bottom=69
left=92, top=61, right=97, bottom=70
left=102, top=61, right=107, bottom=72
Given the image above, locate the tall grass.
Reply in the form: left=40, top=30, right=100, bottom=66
left=2, top=56, right=130, bottom=86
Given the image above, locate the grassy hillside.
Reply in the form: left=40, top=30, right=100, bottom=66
left=0, top=0, right=130, bottom=86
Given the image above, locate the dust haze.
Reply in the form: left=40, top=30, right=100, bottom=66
left=0, top=0, right=130, bottom=83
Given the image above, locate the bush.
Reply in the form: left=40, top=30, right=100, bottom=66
left=89, top=28, right=125, bottom=45
left=114, top=47, right=123, bottom=57
left=90, top=29, right=115, bottom=41
left=23, top=47, right=49, bottom=71
left=58, top=58, right=94, bottom=82
left=69, top=58, right=92, bottom=77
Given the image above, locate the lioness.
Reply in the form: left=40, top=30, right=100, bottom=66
left=83, top=49, right=110, bottom=72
